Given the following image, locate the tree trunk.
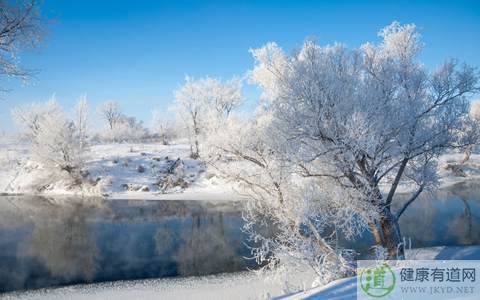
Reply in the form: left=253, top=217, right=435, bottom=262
left=368, top=221, right=384, bottom=246
left=194, top=138, right=200, bottom=158
left=192, top=120, right=200, bottom=159
left=379, top=207, right=405, bottom=260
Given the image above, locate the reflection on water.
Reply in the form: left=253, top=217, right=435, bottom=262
left=396, top=181, right=480, bottom=248
left=21, top=199, right=99, bottom=282
left=0, top=197, right=257, bottom=292
left=1, top=181, right=480, bottom=292
left=333, top=181, right=480, bottom=257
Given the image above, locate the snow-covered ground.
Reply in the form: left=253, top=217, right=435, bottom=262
left=2, top=136, right=480, bottom=200
left=1, top=246, right=478, bottom=300
left=279, top=245, right=480, bottom=300
left=0, top=269, right=316, bottom=300
left=0, top=139, right=242, bottom=200
left=86, top=143, right=241, bottom=200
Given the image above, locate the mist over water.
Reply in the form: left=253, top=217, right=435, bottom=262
left=0, top=198, right=257, bottom=292
left=0, top=182, right=479, bottom=293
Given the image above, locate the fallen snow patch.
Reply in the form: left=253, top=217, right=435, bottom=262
left=279, top=245, right=480, bottom=300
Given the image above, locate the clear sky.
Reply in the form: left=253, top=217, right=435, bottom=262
left=1, top=0, right=479, bottom=131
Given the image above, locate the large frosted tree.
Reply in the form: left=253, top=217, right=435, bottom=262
left=214, top=22, right=479, bottom=281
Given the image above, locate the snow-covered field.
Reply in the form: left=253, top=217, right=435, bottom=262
left=86, top=143, right=240, bottom=200
left=2, top=246, right=478, bottom=300
left=2, top=136, right=480, bottom=200
left=0, top=139, right=241, bottom=200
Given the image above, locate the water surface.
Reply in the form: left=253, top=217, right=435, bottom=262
left=1, top=181, right=480, bottom=293
left=0, top=197, right=257, bottom=292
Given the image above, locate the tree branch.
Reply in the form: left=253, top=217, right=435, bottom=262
left=385, top=157, right=409, bottom=206
left=396, top=185, right=424, bottom=219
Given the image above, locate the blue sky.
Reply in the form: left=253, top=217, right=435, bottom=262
left=1, top=0, right=479, bottom=131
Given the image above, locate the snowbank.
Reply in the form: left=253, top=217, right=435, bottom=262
left=279, top=245, right=480, bottom=300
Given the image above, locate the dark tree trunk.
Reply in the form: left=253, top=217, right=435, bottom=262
left=194, top=139, right=200, bottom=158
left=379, top=207, right=405, bottom=259
left=369, top=220, right=384, bottom=246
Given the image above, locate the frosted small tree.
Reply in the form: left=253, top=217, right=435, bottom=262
left=110, top=115, right=147, bottom=142
left=99, top=100, right=122, bottom=130
left=173, top=76, right=243, bottom=159
left=74, top=95, right=89, bottom=155
left=151, top=109, right=173, bottom=145
left=98, top=101, right=146, bottom=142
left=208, top=76, right=244, bottom=119
left=12, top=98, right=88, bottom=184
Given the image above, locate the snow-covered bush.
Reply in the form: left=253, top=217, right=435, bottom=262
left=212, top=22, right=480, bottom=283
left=11, top=98, right=89, bottom=189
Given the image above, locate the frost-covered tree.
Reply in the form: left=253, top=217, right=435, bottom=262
left=98, top=101, right=146, bottom=142
left=151, top=109, right=174, bottom=145
left=99, top=100, right=122, bottom=130
left=208, top=76, right=244, bottom=119
left=12, top=98, right=88, bottom=182
left=214, top=22, right=479, bottom=281
left=110, top=115, right=147, bottom=142
left=173, top=76, right=243, bottom=159
left=74, top=95, right=89, bottom=155
left=0, top=0, right=45, bottom=87
left=211, top=111, right=359, bottom=282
